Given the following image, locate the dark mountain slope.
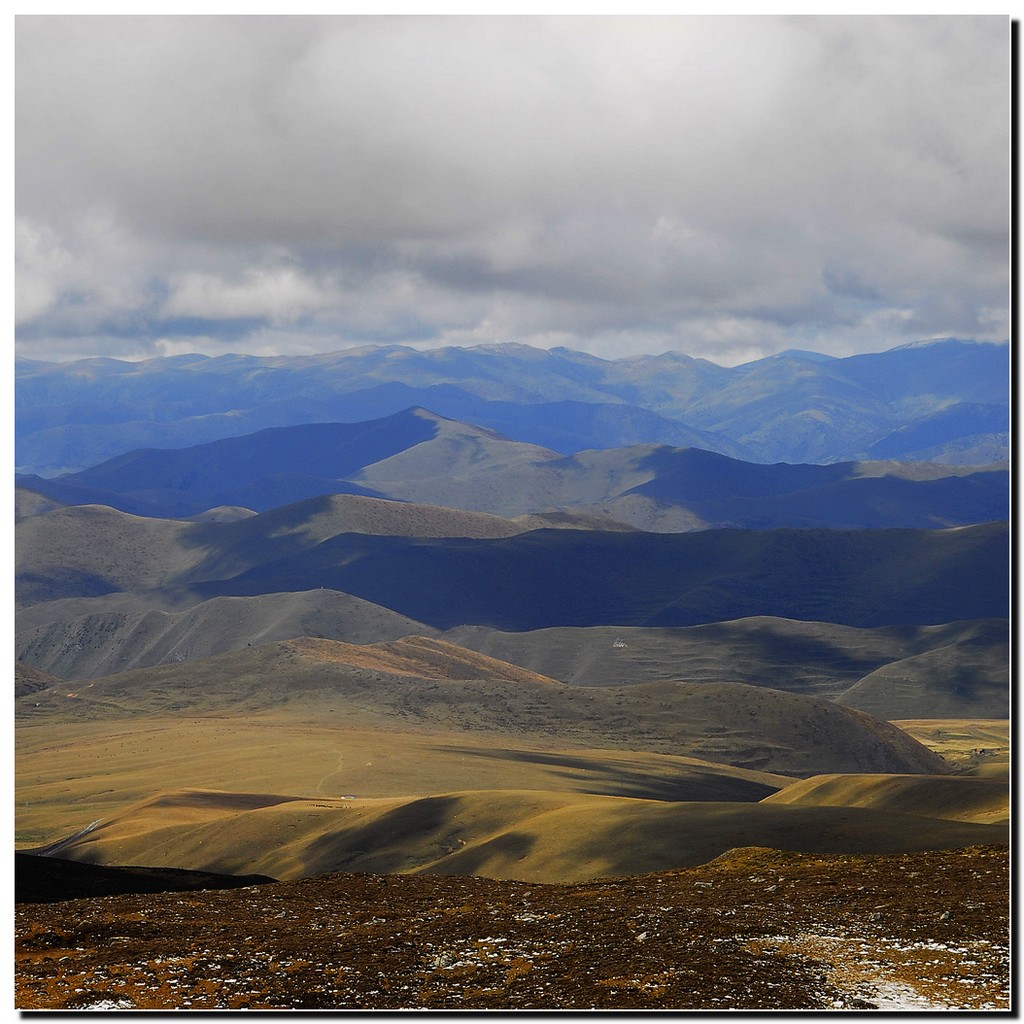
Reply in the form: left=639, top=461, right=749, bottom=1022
left=189, top=523, right=1009, bottom=631
left=18, top=413, right=435, bottom=517
left=865, top=402, right=1009, bottom=461
left=17, top=490, right=1007, bottom=631
left=618, top=447, right=1007, bottom=529
left=13, top=493, right=626, bottom=609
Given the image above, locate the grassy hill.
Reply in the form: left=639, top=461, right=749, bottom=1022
left=16, top=590, right=437, bottom=681
left=17, top=636, right=949, bottom=778
left=762, top=773, right=1008, bottom=825
left=443, top=617, right=1008, bottom=702
left=22, top=785, right=1004, bottom=885
left=18, top=411, right=1008, bottom=529
left=836, top=625, right=1009, bottom=718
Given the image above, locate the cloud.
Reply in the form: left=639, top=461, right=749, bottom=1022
left=15, top=15, right=1010, bottom=362
left=161, top=267, right=337, bottom=323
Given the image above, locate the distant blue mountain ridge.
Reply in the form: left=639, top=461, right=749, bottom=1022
left=15, top=337, right=1008, bottom=475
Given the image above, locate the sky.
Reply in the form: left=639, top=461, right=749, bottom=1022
left=14, top=15, right=1010, bottom=365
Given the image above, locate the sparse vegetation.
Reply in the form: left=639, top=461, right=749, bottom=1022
left=16, top=846, right=1009, bottom=1010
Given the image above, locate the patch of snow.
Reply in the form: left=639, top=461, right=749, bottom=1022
left=867, top=980, right=952, bottom=1011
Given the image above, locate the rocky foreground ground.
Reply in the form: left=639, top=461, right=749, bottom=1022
left=16, top=845, right=1008, bottom=1011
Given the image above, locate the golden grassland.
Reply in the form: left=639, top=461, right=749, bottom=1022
left=894, top=719, right=1009, bottom=770
left=16, top=706, right=1008, bottom=885
left=15, top=711, right=789, bottom=849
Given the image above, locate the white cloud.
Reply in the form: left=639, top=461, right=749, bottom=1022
left=15, top=14, right=1010, bottom=362
left=15, top=218, right=70, bottom=323
left=162, top=267, right=336, bottom=323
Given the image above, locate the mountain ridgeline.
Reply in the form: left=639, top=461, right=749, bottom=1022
left=16, top=407, right=1008, bottom=529
left=16, top=338, right=1008, bottom=475
left=14, top=492, right=1008, bottom=629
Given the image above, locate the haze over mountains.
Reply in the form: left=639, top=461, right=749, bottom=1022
left=16, top=335, right=1009, bottom=909
left=16, top=337, right=1008, bottom=476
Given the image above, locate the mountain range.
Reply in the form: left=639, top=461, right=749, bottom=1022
left=16, top=407, right=1008, bottom=528
left=16, top=337, right=1008, bottom=475
left=14, top=335, right=1010, bottom=949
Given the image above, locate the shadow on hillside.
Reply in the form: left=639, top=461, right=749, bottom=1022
left=434, top=746, right=779, bottom=803
left=674, top=621, right=900, bottom=695
left=298, top=795, right=463, bottom=876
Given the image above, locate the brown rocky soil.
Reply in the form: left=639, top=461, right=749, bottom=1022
left=15, top=844, right=1008, bottom=1011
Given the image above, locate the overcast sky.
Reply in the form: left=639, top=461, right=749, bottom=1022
left=15, top=15, right=1010, bottom=365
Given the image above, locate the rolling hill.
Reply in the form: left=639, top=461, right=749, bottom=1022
left=16, top=590, right=438, bottom=681
left=835, top=628, right=1010, bottom=719
left=17, top=493, right=1008, bottom=629
left=22, top=786, right=1005, bottom=885
left=442, top=618, right=1009, bottom=706
left=762, top=773, right=1009, bottom=825
left=15, top=503, right=203, bottom=607
left=16, top=635, right=948, bottom=778
left=12, top=338, right=1010, bottom=910
left=20, top=626, right=1000, bottom=888
left=17, top=605, right=1007, bottom=720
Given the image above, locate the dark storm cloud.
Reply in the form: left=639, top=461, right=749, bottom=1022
left=15, top=15, right=1009, bottom=363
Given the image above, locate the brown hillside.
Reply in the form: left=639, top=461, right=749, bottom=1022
left=285, top=635, right=560, bottom=685
left=16, top=637, right=948, bottom=777
left=17, top=590, right=437, bottom=681
left=15, top=661, right=62, bottom=698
